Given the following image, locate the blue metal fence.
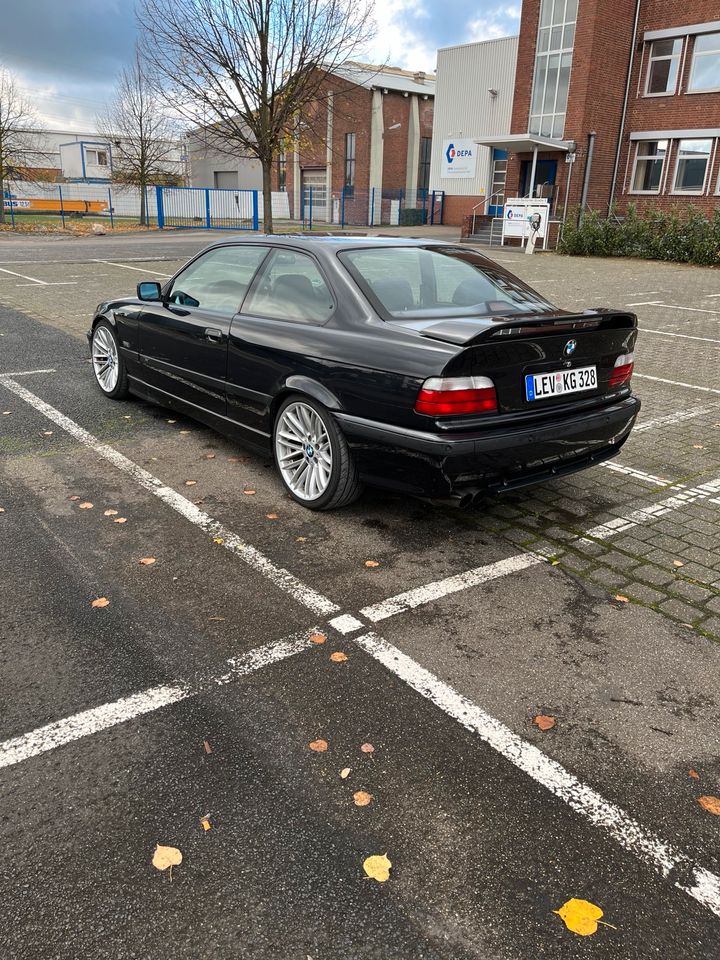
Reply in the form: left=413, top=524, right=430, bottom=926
left=156, top=185, right=260, bottom=230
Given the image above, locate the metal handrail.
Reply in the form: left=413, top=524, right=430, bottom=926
left=471, top=191, right=505, bottom=236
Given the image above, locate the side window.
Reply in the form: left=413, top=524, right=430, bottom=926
left=244, top=249, right=334, bottom=323
left=167, top=245, right=269, bottom=313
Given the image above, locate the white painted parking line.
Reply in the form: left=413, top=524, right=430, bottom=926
left=634, top=374, right=720, bottom=395
left=583, top=476, right=720, bottom=542
left=626, top=300, right=662, bottom=307
left=95, top=259, right=173, bottom=279
left=641, top=328, right=720, bottom=345
left=602, top=462, right=672, bottom=486
left=0, top=378, right=339, bottom=617
left=643, top=303, right=718, bottom=315
left=329, top=614, right=365, bottom=634
left=16, top=281, right=77, bottom=287
left=0, top=631, right=314, bottom=772
left=635, top=405, right=718, bottom=432
left=0, top=369, right=56, bottom=378
left=360, top=554, right=544, bottom=623
left=352, top=631, right=720, bottom=918
left=0, top=266, right=48, bottom=285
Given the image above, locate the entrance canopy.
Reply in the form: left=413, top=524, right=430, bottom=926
left=474, top=134, right=574, bottom=201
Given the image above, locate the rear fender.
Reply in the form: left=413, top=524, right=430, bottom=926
left=270, top=376, right=343, bottom=426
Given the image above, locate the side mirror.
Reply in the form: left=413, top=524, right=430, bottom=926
left=137, top=281, right=163, bottom=302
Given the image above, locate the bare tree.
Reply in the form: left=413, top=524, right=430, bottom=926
left=0, top=68, right=40, bottom=225
left=97, top=51, right=181, bottom=225
left=137, top=0, right=374, bottom=232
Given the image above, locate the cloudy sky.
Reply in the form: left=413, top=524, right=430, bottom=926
left=0, top=0, right=520, bottom=132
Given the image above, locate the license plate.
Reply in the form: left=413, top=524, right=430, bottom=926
left=525, top=365, right=597, bottom=401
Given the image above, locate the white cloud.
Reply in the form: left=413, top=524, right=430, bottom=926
left=366, top=0, right=438, bottom=73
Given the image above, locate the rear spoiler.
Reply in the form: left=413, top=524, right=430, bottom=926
left=419, top=310, right=637, bottom=347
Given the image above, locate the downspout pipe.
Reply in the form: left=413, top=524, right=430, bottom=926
left=579, top=131, right=596, bottom=221
left=608, top=0, right=642, bottom=214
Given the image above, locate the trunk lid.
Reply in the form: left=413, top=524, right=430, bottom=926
left=395, top=309, right=638, bottom=418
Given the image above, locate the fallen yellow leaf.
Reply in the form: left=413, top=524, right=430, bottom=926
left=296, top=536, right=307, bottom=542
left=689, top=768, right=700, bottom=779
left=113, top=517, right=128, bottom=524
left=360, top=742, right=375, bottom=754
left=167, top=419, right=176, bottom=424
left=2, top=411, right=10, bottom=415
left=365, top=560, right=380, bottom=568
left=180, top=430, right=190, bottom=435
left=330, top=651, right=348, bottom=663
left=79, top=502, right=94, bottom=510
left=266, top=513, right=279, bottom=520
left=91, top=597, right=110, bottom=608
left=554, top=898, right=614, bottom=936
left=614, top=594, right=629, bottom=603
left=0, top=507, right=5, bottom=513
left=698, top=796, right=720, bottom=816
left=672, top=560, right=684, bottom=568
left=693, top=444, right=704, bottom=449
left=69, top=495, right=81, bottom=501
left=309, top=739, right=328, bottom=753
left=243, top=488, right=256, bottom=495
left=152, top=844, right=182, bottom=873
left=363, top=853, right=391, bottom=882
left=203, top=740, right=212, bottom=754
left=185, top=480, right=197, bottom=486
left=340, top=768, right=351, bottom=779
left=213, top=537, right=224, bottom=544
left=42, top=431, right=53, bottom=436
left=354, top=791, right=373, bottom=807
left=104, top=509, right=119, bottom=516
left=203, top=453, right=216, bottom=460
left=310, top=632, right=327, bottom=644
left=533, top=715, right=556, bottom=731
left=208, top=616, right=226, bottom=622
left=200, top=816, right=211, bottom=831
left=139, top=557, right=156, bottom=566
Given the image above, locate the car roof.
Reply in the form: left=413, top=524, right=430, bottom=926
left=202, top=235, right=456, bottom=253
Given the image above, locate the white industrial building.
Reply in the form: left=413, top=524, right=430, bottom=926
left=9, top=128, right=185, bottom=183
left=429, top=36, right=518, bottom=226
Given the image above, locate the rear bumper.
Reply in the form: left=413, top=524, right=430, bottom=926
left=336, top=395, right=641, bottom=498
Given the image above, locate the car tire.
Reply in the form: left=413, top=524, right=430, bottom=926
left=273, top=395, right=362, bottom=511
left=91, top=320, right=129, bottom=400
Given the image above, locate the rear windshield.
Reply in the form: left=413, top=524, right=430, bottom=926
left=338, top=246, right=555, bottom=320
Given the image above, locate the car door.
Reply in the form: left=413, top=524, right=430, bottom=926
left=227, top=248, right=336, bottom=437
left=137, top=244, right=270, bottom=415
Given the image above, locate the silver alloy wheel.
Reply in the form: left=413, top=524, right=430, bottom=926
left=92, top=325, right=120, bottom=393
left=275, top=401, right=333, bottom=501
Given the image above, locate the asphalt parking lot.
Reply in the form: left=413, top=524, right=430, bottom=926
left=0, top=229, right=719, bottom=959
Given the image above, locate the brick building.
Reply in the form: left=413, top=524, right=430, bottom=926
left=273, top=63, right=435, bottom=224
left=476, top=0, right=720, bottom=227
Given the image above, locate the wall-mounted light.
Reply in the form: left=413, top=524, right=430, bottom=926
left=488, top=88, right=498, bottom=98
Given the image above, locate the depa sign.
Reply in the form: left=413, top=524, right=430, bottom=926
left=441, top=139, right=477, bottom=178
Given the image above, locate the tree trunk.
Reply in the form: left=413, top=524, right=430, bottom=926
left=0, top=167, right=5, bottom=225
left=139, top=181, right=147, bottom=226
left=262, top=158, right=273, bottom=234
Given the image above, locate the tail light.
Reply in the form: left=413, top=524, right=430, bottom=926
left=609, top=352, right=635, bottom=387
left=415, top=376, right=498, bottom=416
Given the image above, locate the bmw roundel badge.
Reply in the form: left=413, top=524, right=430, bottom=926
left=564, top=339, right=577, bottom=357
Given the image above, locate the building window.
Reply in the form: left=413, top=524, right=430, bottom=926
left=277, top=151, right=287, bottom=191
left=673, top=139, right=712, bottom=193
left=86, top=148, right=108, bottom=166
left=689, top=33, right=720, bottom=92
left=645, top=39, right=683, bottom=95
left=418, top=136, right=431, bottom=193
left=529, top=0, right=577, bottom=139
left=631, top=140, right=668, bottom=193
left=344, top=132, right=356, bottom=196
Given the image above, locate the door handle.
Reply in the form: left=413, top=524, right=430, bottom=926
left=204, top=327, right=223, bottom=342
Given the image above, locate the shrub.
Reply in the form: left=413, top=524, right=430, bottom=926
left=558, top=204, right=720, bottom=266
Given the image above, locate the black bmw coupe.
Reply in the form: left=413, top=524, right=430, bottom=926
left=88, top=237, right=640, bottom=510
